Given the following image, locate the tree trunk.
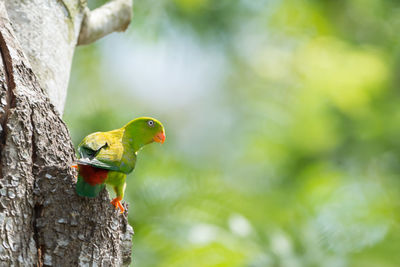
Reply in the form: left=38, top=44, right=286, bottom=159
left=0, top=1, right=133, bottom=266
left=4, top=0, right=132, bottom=115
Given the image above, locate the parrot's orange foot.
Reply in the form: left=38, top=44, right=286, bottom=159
left=111, top=197, right=125, bottom=213
left=71, top=164, right=78, bottom=180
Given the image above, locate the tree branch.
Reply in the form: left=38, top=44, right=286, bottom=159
left=77, top=0, right=132, bottom=45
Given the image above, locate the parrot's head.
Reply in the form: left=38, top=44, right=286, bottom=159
left=124, top=117, right=166, bottom=148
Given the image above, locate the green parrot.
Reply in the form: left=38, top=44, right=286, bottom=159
left=74, top=117, right=165, bottom=213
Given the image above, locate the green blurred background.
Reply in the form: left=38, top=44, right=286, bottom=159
left=64, top=0, right=400, bottom=266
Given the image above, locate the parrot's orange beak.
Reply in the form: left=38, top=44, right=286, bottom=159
left=153, top=131, right=166, bottom=144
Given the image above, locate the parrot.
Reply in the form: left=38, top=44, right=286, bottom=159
left=74, top=117, right=165, bottom=213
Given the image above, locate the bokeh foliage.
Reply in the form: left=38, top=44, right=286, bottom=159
left=64, top=0, right=400, bottom=266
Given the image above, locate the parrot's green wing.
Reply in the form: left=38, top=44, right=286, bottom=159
left=77, top=130, right=125, bottom=172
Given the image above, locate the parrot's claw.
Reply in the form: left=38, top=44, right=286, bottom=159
left=111, top=197, right=125, bottom=213
left=71, top=164, right=78, bottom=180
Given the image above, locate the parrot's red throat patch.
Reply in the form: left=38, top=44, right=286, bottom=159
left=78, top=164, right=109, bottom=186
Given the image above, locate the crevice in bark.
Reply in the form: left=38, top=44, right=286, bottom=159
left=0, top=26, right=16, bottom=126
left=0, top=27, right=16, bottom=91
left=33, top=204, right=44, bottom=267
left=56, top=0, right=72, bottom=19
left=31, top=109, right=44, bottom=267
left=30, top=109, right=38, bottom=172
left=0, top=24, right=16, bottom=179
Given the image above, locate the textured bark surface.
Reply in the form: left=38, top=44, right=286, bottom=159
left=0, top=3, right=133, bottom=266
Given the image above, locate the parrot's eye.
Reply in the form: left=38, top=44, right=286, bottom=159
left=147, top=120, right=154, bottom=127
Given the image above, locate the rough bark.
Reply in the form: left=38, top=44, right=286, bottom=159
left=0, top=2, right=133, bottom=266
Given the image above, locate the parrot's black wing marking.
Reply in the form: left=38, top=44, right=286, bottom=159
left=77, top=131, right=124, bottom=171
left=77, top=140, right=120, bottom=171
left=77, top=158, right=120, bottom=171
left=78, top=143, right=108, bottom=160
